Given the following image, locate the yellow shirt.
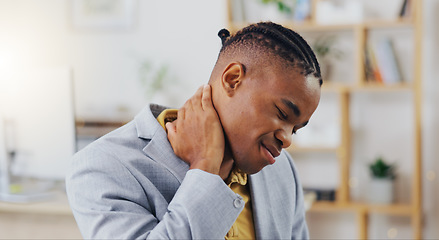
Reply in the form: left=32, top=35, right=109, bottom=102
left=225, top=167, right=256, bottom=239
left=157, top=109, right=256, bottom=239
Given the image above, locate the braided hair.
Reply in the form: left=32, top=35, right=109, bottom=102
left=217, top=22, right=322, bottom=86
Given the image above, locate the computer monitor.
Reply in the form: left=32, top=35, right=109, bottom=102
left=0, top=67, right=75, bottom=180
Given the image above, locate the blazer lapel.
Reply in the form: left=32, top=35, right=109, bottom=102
left=135, top=104, right=189, bottom=183
left=249, top=167, right=283, bottom=239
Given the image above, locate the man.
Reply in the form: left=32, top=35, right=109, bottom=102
left=66, top=22, right=322, bottom=239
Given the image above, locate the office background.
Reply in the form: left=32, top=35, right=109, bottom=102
left=0, top=0, right=438, bottom=238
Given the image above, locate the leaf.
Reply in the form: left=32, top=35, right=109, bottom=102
left=369, top=157, right=396, bottom=179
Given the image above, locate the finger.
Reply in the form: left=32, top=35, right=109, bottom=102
left=165, top=121, right=176, bottom=133
left=192, top=85, right=205, bottom=110
left=183, top=86, right=202, bottom=112
left=166, top=121, right=177, bottom=146
left=178, top=107, right=186, bottom=120
left=201, top=84, right=213, bottom=111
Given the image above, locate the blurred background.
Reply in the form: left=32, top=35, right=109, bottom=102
left=0, top=0, right=437, bottom=239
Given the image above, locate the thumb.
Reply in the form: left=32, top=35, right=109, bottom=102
left=165, top=121, right=177, bottom=145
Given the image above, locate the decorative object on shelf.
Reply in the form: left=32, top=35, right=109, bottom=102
left=363, top=0, right=408, bottom=21
left=311, top=35, right=343, bottom=81
left=240, top=0, right=295, bottom=23
left=365, top=37, right=402, bottom=84
left=398, top=0, right=411, bottom=18
left=304, top=188, right=336, bottom=201
left=315, top=0, right=363, bottom=25
left=261, top=0, right=294, bottom=14
left=368, top=156, right=396, bottom=204
left=303, top=190, right=317, bottom=211
left=232, top=0, right=311, bottom=23
left=292, top=0, right=311, bottom=21
left=258, top=0, right=311, bottom=22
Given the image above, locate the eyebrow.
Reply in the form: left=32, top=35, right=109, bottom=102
left=282, top=98, right=301, bottom=117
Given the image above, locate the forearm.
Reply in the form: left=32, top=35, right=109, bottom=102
left=147, top=169, right=243, bottom=239
left=67, top=156, right=242, bottom=239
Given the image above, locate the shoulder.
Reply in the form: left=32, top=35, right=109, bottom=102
left=71, top=121, right=143, bottom=168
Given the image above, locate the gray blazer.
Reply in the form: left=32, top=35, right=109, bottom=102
left=66, top=104, right=309, bottom=239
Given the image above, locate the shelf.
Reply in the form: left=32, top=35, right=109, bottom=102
left=309, top=201, right=413, bottom=216
left=320, top=82, right=413, bottom=92
left=75, top=119, right=127, bottom=128
left=76, top=119, right=127, bottom=138
left=287, top=145, right=338, bottom=154
left=309, top=201, right=364, bottom=212
left=227, top=0, right=423, bottom=238
left=230, top=19, right=413, bottom=33
left=321, top=83, right=350, bottom=92
left=361, top=19, right=413, bottom=29
left=368, top=203, right=413, bottom=216
left=0, top=191, right=73, bottom=216
left=351, top=82, right=413, bottom=92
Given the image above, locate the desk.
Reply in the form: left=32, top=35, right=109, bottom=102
left=0, top=191, right=82, bottom=239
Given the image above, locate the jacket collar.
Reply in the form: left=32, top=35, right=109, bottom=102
left=249, top=167, right=283, bottom=239
left=134, top=104, right=189, bottom=183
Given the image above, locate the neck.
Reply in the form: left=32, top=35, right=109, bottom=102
left=219, top=146, right=234, bottom=180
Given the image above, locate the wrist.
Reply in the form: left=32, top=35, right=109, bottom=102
left=189, top=160, right=221, bottom=176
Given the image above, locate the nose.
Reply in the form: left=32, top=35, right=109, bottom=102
left=275, top=128, right=292, bottom=149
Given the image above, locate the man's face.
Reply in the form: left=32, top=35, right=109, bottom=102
left=216, top=63, right=321, bottom=174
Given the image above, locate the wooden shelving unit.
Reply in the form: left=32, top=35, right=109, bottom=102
left=227, top=0, right=423, bottom=239
left=0, top=191, right=72, bottom=216
left=75, top=119, right=126, bottom=139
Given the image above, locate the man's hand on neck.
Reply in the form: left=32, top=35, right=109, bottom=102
left=166, top=85, right=233, bottom=180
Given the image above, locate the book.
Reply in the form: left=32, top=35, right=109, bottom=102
left=373, top=38, right=403, bottom=84
left=399, top=0, right=411, bottom=18
left=364, top=45, right=376, bottom=82
left=365, top=43, right=384, bottom=83
left=293, top=0, right=311, bottom=22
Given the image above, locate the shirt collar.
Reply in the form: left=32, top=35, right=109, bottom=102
left=227, top=166, right=248, bottom=186
left=157, top=108, right=178, bottom=131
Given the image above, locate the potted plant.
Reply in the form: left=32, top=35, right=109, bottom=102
left=138, top=59, right=175, bottom=105
left=243, top=0, right=295, bottom=22
left=367, top=156, right=396, bottom=204
left=261, top=0, right=293, bottom=14
left=312, top=35, right=343, bottom=81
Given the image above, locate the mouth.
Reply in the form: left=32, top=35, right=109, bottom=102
left=261, top=143, right=281, bottom=165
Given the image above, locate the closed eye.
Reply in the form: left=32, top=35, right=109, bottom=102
left=276, top=105, right=288, bottom=120
left=276, top=105, right=297, bottom=134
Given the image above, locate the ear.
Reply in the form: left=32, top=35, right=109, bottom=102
left=221, top=62, right=245, bottom=97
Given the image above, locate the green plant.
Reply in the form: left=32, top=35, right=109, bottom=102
left=312, top=35, right=343, bottom=60
left=260, top=0, right=294, bottom=14
left=311, top=35, right=343, bottom=80
left=138, top=59, right=173, bottom=98
left=369, top=157, right=396, bottom=179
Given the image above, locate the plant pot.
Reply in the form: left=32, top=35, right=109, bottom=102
left=368, top=178, right=394, bottom=204
left=320, top=58, right=333, bottom=81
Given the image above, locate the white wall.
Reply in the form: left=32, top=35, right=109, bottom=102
left=0, top=0, right=227, bottom=120
left=0, top=0, right=437, bottom=238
